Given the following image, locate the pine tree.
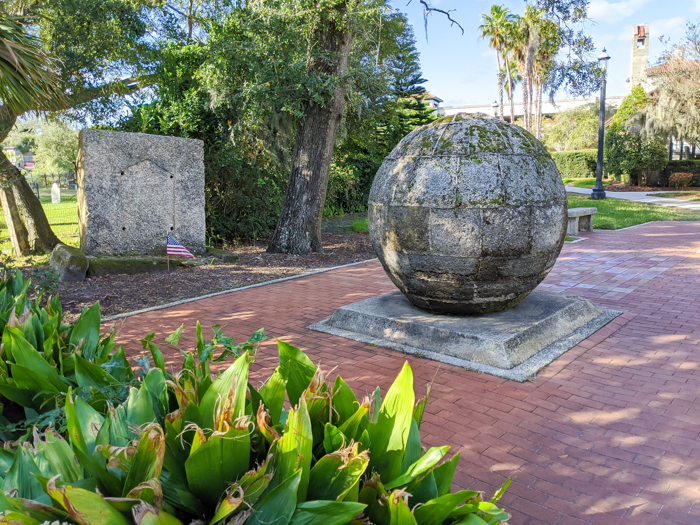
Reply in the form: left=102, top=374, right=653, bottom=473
left=387, top=25, right=435, bottom=141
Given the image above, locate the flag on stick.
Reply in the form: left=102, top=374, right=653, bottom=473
left=166, top=233, right=195, bottom=258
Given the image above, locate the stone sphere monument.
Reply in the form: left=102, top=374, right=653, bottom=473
left=368, top=113, right=567, bottom=315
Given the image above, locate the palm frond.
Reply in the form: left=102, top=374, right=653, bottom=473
left=0, top=15, right=64, bottom=113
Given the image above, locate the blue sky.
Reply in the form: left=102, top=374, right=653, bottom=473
left=395, top=0, right=699, bottom=107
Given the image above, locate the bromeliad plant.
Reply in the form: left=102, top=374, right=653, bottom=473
left=0, top=295, right=132, bottom=440
left=0, top=331, right=511, bottom=525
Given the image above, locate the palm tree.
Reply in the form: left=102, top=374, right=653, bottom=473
left=0, top=15, right=65, bottom=256
left=511, top=5, right=548, bottom=134
left=502, top=58, right=522, bottom=121
left=0, top=10, right=151, bottom=257
left=501, top=22, right=520, bottom=125
left=480, top=6, right=516, bottom=122
left=512, top=7, right=532, bottom=132
left=0, top=16, right=63, bottom=113
left=531, top=18, right=560, bottom=139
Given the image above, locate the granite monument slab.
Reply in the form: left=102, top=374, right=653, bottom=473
left=77, top=130, right=205, bottom=256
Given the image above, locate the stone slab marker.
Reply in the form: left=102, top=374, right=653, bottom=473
left=51, top=182, right=61, bottom=203
left=77, top=130, right=205, bottom=256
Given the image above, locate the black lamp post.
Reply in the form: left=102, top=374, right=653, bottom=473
left=592, top=48, right=610, bottom=200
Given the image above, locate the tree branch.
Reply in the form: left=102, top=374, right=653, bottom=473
left=408, top=0, right=464, bottom=41
left=29, top=74, right=157, bottom=112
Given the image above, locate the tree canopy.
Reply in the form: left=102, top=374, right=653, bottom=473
left=543, top=102, right=616, bottom=151
left=478, top=0, right=599, bottom=138
left=0, top=0, right=159, bottom=256
left=116, top=2, right=434, bottom=243
left=631, top=20, right=700, bottom=145
left=605, top=86, right=668, bottom=185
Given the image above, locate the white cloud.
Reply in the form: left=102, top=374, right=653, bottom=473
left=617, top=25, right=634, bottom=41
left=649, top=17, right=687, bottom=41
left=695, top=0, right=700, bottom=12
left=588, top=0, right=653, bottom=24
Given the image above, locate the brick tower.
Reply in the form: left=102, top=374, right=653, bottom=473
left=630, top=24, right=649, bottom=89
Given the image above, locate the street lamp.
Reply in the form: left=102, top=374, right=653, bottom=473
left=592, top=48, right=610, bottom=200
left=492, top=101, right=499, bottom=118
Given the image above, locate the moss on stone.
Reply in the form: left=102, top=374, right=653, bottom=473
left=207, top=247, right=239, bottom=263
left=86, top=256, right=185, bottom=277
left=369, top=113, right=566, bottom=315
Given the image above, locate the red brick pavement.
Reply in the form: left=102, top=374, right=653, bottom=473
left=113, top=221, right=700, bottom=525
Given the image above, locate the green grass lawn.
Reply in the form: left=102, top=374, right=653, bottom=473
left=562, top=178, right=611, bottom=188
left=651, top=192, right=700, bottom=201
left=0, top=189, right=79, bottom=253
left=350, top=218, right=369, bottom=234
left=568, top=193, right=700, bottom=229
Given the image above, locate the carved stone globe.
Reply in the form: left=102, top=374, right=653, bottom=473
left=368, top=113, right=567, bottom=315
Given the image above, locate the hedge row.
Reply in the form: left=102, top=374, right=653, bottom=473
left=550, top=149, right=597, bottom=179
left=661, top=159, right=700, bottom=186
left=664, top=159, right=700, bottom=174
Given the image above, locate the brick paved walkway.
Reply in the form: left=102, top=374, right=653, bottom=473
left=114, top=221, right=700, bottom=525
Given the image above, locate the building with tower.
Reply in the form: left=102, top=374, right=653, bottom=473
left=630, top=24, right=650, bottom=90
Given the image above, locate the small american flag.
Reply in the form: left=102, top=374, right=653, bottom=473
left=166, top=233, right=195, bottom=258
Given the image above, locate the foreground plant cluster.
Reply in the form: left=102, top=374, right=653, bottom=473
left=0, top=270, right=510, bottom=525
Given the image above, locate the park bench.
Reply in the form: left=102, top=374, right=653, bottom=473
left=567, top=207, right=597, bottom=236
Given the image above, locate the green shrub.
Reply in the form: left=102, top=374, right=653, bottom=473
left=0, top=269, right=32, bottom=334
left=0, top=335, right=511, bottom=525
left=0, top=271, right=511, bottom=524
left=605, top=132, right=667, bottom=186
left=115, top=46, right=290, bottom=243
left=661, top=160, right=700, bottom=186
left=603, top=86, right=668, bottom=186
left=668, top=173, right=695, bottom=188
left=204, top=143, right=287, bottom=242
left=550, top=150, right=598, bottom=178
left=666, top=160, right=700, bottom=174
left=324, top=154, right=381, bottom=217
left=0, top=294, right=133, bottom=440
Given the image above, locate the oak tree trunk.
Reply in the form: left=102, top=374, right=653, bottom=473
left=267, top=1, right=353, bottom=255
left=0, top=183, right=30, bottom=256
left=0, top=110, right=60, bottom=256
left=12, top=168, right=60, bottom=252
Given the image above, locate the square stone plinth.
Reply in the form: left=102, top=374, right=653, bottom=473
left=309, top=291, right=620, bottom=381
left=77, top=130, right=205, bottom=256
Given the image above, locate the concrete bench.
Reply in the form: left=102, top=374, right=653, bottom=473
left=567, top=207, right=597, bottom=236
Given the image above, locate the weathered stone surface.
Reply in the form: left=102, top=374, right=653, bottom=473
left=369, top=113, right=567, bottom=314
left=310, top=290, right=621, bottom=380
left=50, top=243, right=88, bottom=282
left=51, top=183, right=60, bottom=204
left=77, top=130, right=205, bottom=256
left=567, top=207, right=597, bottom=235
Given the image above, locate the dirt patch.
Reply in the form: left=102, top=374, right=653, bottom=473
left=34, top=230, right=374, bottom=323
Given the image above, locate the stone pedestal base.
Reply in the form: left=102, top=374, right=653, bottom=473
left=309, top=291, right=620, bottom=382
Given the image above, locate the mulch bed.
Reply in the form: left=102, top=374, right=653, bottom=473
left=605, top=182, right=700, bottom=192
left=38, top=228, right=374, bottom=323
